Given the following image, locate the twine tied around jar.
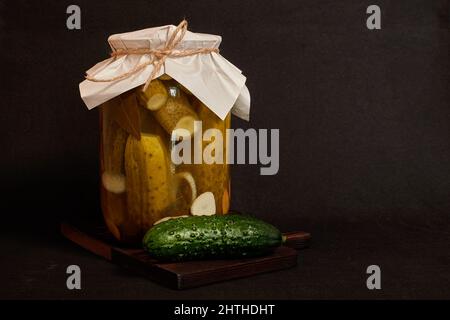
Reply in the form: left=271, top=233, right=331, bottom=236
left=85, top=20, right=220, bottom=91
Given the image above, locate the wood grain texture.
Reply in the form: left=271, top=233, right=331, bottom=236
left=284, top=231, right=312, bottom=250
left=61, top=222, right=311, bottom=289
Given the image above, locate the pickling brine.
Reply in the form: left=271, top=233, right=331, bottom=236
left=100, top=76, right=231, bottom=242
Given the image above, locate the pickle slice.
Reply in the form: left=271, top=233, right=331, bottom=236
left=191, top=192, right=216, bottom=216
left=153, top=215, right=189, bottom=225
left=142, top=79, right=168, bottom=111
left=101, top=172, right=126, bottom=194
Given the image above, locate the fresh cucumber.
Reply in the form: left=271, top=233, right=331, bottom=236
left=142, top=214, right=283, bottom=261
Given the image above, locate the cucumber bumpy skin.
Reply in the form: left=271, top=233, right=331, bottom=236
left=142, top=214, right=283, bottom=261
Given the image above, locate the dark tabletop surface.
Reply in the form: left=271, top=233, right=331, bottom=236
left=2, top=209, right=449, bottom=300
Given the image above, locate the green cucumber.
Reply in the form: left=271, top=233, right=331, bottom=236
left=142, top=214, right=283, bottom=261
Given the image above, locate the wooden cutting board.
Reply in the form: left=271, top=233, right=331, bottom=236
left=61, top=222, right=311, bottom=289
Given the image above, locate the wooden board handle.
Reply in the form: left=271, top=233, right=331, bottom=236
left=282, top=231, right=311, bottom=250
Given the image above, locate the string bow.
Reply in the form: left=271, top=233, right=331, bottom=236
left=85, top=20, right=219, bottom=91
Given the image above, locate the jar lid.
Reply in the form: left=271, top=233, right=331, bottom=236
left=79, top=23, right=250, bottom=121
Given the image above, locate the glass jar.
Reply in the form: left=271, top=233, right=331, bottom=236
left=99, top=76, right=230, bottom=242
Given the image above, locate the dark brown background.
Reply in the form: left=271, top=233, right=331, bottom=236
left=1, top=0, right=449, bottom=299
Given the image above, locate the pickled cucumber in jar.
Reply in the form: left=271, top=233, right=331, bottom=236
left=100, top=78, right=230, bottom=243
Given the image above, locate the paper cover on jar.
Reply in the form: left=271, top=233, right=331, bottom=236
left=79, top=23, right=251, bottom=121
